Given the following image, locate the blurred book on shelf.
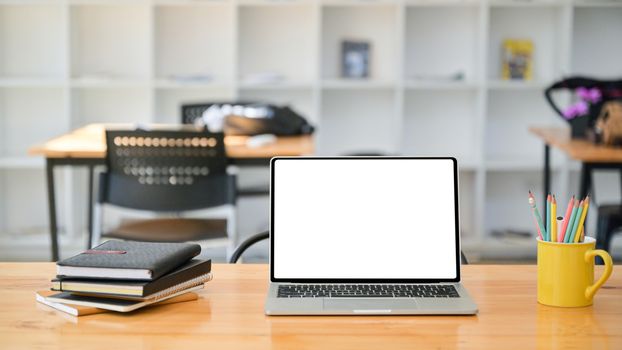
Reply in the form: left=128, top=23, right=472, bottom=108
left=501, top=39, right=533, bottom=81
left=341, top=40, right=370, bottom=79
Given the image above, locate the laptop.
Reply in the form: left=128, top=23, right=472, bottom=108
left=265, top=157, right=478, bottom=315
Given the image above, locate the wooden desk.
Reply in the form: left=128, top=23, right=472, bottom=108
left=530, top=126, right=622, bottom=210
left=28, top=124, right=315, bottom=261
left=28, top=123, right=315, bottom=160
left=1, top=263, right=620, bottom=349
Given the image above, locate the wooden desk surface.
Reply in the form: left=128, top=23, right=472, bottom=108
left=1, top=263, right=620, bottom=349
left=530, top=126, right=622, bottom=163
left=28, top=124, right=314, bottom=159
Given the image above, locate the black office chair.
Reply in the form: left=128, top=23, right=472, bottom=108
left=92, top=129, right=238, bottom=255
left=229, top=231, right=469, bottom=265
left=595, top=204, right=621, bottom=264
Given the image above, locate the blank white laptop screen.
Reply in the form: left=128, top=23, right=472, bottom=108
left=271, top=158, right=459, bottom=281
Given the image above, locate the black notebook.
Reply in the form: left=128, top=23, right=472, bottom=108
left=52, top=259, right=211, bottom=298
left=56, top=241, right=201, bottom=281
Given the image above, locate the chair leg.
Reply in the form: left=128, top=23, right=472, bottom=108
left=595, top=233, right=614, bottom=266
left=225, top=207, right=237, bottom=261
left=595, top=214, right=615, bottom=265
left=91, top=203, right=103, bottom=248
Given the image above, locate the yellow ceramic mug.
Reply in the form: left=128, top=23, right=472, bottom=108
left=537, top=237, right=613, bottom=307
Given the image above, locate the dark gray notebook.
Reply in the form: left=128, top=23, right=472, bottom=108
left=56, top=240, right=201, bottom=281
left=52, top=259, right=211, bottom=297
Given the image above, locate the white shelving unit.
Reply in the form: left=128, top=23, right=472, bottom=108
left=1, top=0, right=621, bottom=259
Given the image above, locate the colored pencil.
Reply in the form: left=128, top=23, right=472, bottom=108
left=546, top=194, right=551, bottom=241
left=564, top=201, right=580, bottom=243
left=574, top=196, right=590, bottom=243
left=533, top=217, right=543, bottom=241
left=559, top=196, right=575, bottom=242
left=551, top=196, right=557, bottom=242
left=528, top=191, right=546, bottom=241
left=568, top=200, right=584, bottom=243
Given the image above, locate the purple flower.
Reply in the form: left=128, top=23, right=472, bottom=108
left=576, top=87, right=602, bottom=103
left=575, top=100, right=589, bottom=115
left=562, top=101, right=589, bottom=119
left=576, top=87, right=589, bottom=99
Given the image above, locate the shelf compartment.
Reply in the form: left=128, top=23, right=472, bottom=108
left=487, top=5, right=564, bottom=82
left=154, top=4, right=235, bottom=82
left=488, top=0, right=564, bottom=7
left=405, top=80, right=478, bottom=90
left=319, top=89, right=397, bottom=155
left=321, top=4, right=398, bottom=81
left=238, top=88, right=316, bottom=125
left=0, top=78, right=65, bottom=88
left=0, top=1, right=62, bottom=4
left=484, top=171, right=540, bottom=239
left=238, top=80, right=313, bottom=90
left=0, top=88, right=67, bottom=158
left=406, top=0, right=478, bottom=6
left=573, top=0, right=622, bottom=8
left=154, top=0, right=230, bottom=4
left=403, top=90, right=478, bottom=164
left=486, top=157, right=542, bottom=171
left=68, top=0, right=150, bottom=6
left=0, top=157, right=44, bottom=169
left=154, top=87, right=234, bottom=124
left=238, top=0, right=315, bottom=5
left=154, top=78, right=233, bottom=89
left=0, top=169, right=50, bottom=235
left=0, top=4, right=64, bottom=79
left=321, top=78, right=394, bottom=90
left=70, top=87, right=150, bottom=126
left=571, top=6, right=622, bottom=77
left=404, top=5, right=479, bottom=85
left=485, top=90, right=562, bottom=164
left=458, top=170, right=476, bottom=239
left=239, top=4, right=316, bottom=85
left=486, top=79, right=549, bottom=90
left=70, top=4, right=149, bottom=80
left=70, top=77, right=149, bottom=88
left=321, top=0, right=399, bottom=6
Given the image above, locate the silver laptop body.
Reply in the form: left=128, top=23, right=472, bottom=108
left=265, top=157, right=478, bottom=315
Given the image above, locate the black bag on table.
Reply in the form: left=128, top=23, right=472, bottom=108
left=181, top=102, right=315, bottom=136
left=544, top=77, right=622, bottom=139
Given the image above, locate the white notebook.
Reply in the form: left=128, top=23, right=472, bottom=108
left=43, top=284, right=203, bottom=312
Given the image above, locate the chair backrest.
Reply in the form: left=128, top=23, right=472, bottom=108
left=101, top=129, right=235, bottom=212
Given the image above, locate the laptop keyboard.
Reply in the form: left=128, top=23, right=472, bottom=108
left=277, top=284, right=459, bottom=298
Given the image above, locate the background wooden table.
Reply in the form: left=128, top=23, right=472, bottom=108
left=530, top=126, right=622, bottom=218
left=0, top=263, right=620, bottom=349
left=28, top=123, right=315, bottom=159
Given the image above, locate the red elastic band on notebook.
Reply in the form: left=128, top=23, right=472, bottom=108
left=83, top=250, right=127, bottom=255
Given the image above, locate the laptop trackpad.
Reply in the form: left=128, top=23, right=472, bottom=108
left=323, top=299, right=418, bottom=311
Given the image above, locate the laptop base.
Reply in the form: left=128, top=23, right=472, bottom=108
left=265, top=283, right=478, bottom=315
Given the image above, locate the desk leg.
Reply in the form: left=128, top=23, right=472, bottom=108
left=45, top=158, right=59, bottom=262
left=543, top=144, right=551, bottom=211
left=87, top=165, right=94, bottom=249
left=580, top=163, right=592, bottom=199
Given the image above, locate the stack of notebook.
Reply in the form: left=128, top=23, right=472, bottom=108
left=36, top=240, right=212, bottom=316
